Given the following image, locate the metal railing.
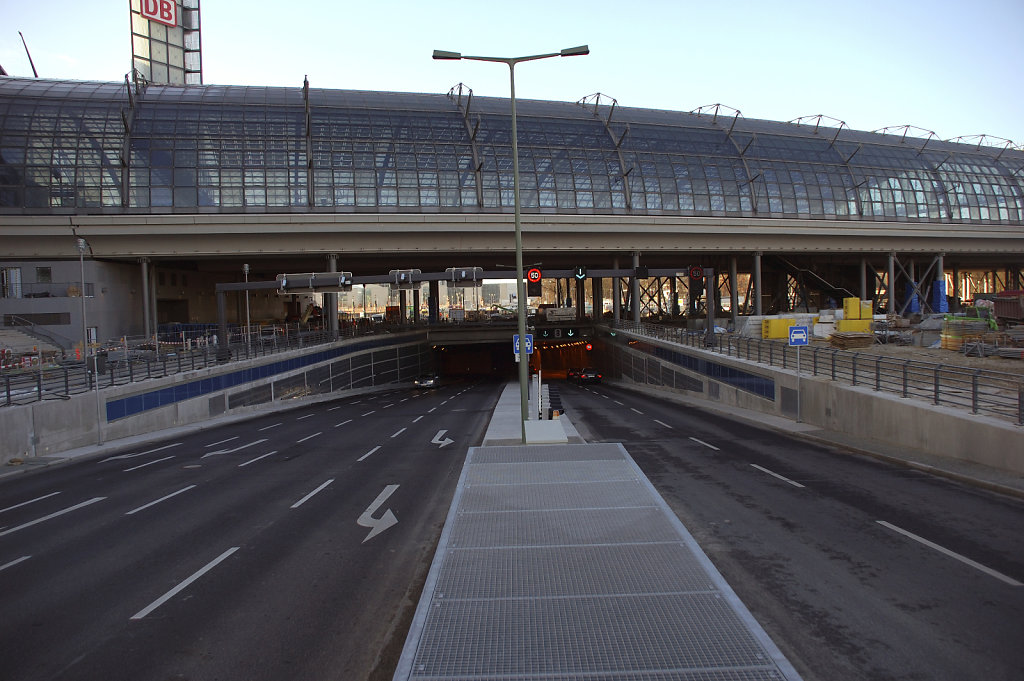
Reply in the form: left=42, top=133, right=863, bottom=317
left=1, top=322, right=370, bottom=407
left=614, top=320, right=1024, bottom=426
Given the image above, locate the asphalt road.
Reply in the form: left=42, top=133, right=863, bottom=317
left=0, top=378, right=502, bottom=681
left=560, top=380, right=1024, bottom=681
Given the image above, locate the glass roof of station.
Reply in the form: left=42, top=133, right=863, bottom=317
left=1, top=77, right=1022, bottom=225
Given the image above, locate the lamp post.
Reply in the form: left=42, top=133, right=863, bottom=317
left=433, top=45, right=589, bottom=443
left=77, top=237, right=102, bottom=444
left=243, top=263, right=251, bottom=352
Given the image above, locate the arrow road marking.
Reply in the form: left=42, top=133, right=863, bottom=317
left=357, top=484, right=400, bottom=543
left=431, top=430, right=454, bottom=448
left=202, top=439, right=268, bottom=458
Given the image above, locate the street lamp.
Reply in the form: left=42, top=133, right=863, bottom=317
left=433, top=45, right=589, bottom=443
left=243, top=263, right=251, bottom=352
left=77, top=237, right=102, bottom=444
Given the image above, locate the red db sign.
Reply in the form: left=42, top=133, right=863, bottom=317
left=141, top=0, right=178, bottom=28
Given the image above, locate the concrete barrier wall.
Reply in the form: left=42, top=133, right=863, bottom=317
left=608, top=333, right=1024, bottom=475
left=1, top=333, right=430, bottom=463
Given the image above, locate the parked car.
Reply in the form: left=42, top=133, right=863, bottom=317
left=414, top=374, right=441, bottom=388
left=578, top=367, right=602, bottom=384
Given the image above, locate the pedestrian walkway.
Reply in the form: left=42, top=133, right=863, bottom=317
left=393, top=384, right=803, bottom=680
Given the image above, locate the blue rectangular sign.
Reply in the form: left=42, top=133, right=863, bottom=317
left=788, top=326, right=809, bottom=346
left=513, top=333, right=534, bottom=354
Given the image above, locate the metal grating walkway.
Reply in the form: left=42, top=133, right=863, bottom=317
left=393, top=442, right=803, bottom=681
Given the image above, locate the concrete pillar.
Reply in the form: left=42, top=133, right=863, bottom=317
left=413, top=288, right=421, bottom=324
left=612, top=257, right=621, bottom=324
left=591, top=276, right=601, bottom=320
left=327, top=254, right=339, bottom=338
left=729, top=256, right=738, bottom=329
left=139, top=257, right=151, bottom=339
left=632, top=252, right=641, bottom=323
left=860, top=257, right=868, bottom=301
left=753, top=251, right=762, bottom=316
left=150, top=263, right=158, bottom=340
left=670, top=276, right=679, bottom=317
left=399, top=290, right=408, bottom=324
left=428, top=280, right=440, bottom=324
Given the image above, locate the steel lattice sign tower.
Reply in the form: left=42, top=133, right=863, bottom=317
left=129, top=0, right=202, bottom=85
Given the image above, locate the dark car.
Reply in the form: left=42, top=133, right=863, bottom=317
left=414, top=374, right=441, bottom=388
left=566, top=367, right=581, bottom=381
left=578, top=367, right=602, bottom=384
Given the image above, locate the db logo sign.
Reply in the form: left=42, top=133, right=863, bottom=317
left=141, top=0, right=178, bottom=28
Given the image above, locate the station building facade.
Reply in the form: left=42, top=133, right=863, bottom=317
left=1, top=75, right=1022, bottom=348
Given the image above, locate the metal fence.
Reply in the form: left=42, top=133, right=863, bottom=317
left=1, top=322, right=356, bottom=407
left=615, top=321, right=1024, bottom=426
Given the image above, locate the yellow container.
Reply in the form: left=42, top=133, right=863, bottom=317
left=860, top=301, right=873, bottom=319
left=843, top=297, right=862, bottom=320
left=763, top=317, right=796, bottom=339
left=836, top=318, right=872, bottom=333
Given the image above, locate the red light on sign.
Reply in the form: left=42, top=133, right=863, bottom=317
left=526, top=268, right=542, bottom=283
left=141, top=0, right=178, bottom=27
left=585, top=342, right=593, bottom=351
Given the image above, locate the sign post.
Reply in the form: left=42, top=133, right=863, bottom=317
left=788, top=326, right=809, bottom=422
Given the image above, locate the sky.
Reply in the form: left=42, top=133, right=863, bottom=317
left=1, top=0, right=1022, bottom=146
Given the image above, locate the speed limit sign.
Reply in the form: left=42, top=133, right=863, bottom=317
left=527, top=268, right=543, bottom=283
left=689, top=265, right=704, bottom=279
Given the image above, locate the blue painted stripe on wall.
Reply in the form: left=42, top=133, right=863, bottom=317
left=631, top=339, right=775, bottom=399
left=105, top=335, right=420, bottom=422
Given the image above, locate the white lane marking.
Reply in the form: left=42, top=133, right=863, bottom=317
left=358, top=446, right=381, bottom=462
left=877, top=521, right=1022, bottom=587
left=412, top=415, right=424, bottom=423
left=361, top=411, right=376, bottom=417
left=688, top=437, right=720, bottom=451
left=391, top=427, right=407, bottom=438
left=440, top=400, right=449, bottom=406
left=0, top=491, right=61, bottom=515
left=0, top=497, right=106, bottom=538
left=601, top=394, right=611, bottom=399
left=238, top=451, right=277, bottom=467
left=333, top=419, right=353, bottom=428
left=431, top=430, right=454, bottom=448
left=327, top=405, right=343, bottom=412
left=427, top=407, right=436, bottom=413
left=131, top=547, right=240, bottom=620
left=297, top=431, right=322, bottom=444
left=1, top=555, right=31, bottom=572
left=202, top=439, right=268, bottom=458
left=126, top=485, right=197, bottom=515
left=291, top=479, right=334, bottom=509
left=400, top=398, right=409, bottom=403
left=206, top=436, right=238, bottom=448
left=614, top=400, right=624, bottom=406
left=750, top=463, right=806, bottom=488
left=630, top=407, right=644, bottom=415
left=382, top=403, right=394, bottom=409
left=123, top=456, right=175, bottom=472
left=357, top=484, right=400, bottom=543
left=258, top=423, right=282, bottom=432
left=296, top=413, right=315, bottom=421
left=101, top=442, right=182, bottom=462
left=653, top=419, right=673, bottom=428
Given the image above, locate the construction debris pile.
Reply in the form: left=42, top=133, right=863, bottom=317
left=736, top=295, right=1024, bottom=360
